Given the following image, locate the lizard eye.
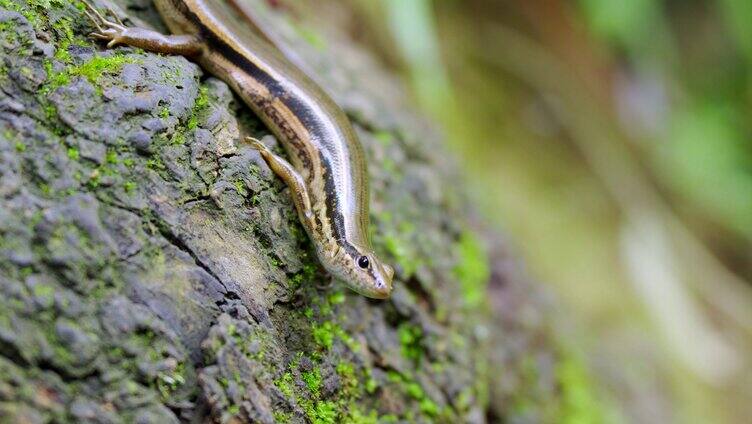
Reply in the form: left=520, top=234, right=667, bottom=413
left=357, top=256, right=370, bottom=269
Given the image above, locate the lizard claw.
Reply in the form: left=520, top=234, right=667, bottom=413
left=81, top=0, right=128, bottom=48
left=106, top=6, right=126, bottom=26
left=81, top=0, right=106, bottom=26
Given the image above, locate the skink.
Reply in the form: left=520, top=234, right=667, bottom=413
left=82, top=0, right=394, bottom=298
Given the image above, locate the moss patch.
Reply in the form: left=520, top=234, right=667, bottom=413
left=380, top=216, right=421, bottom=278
left=453, top=231, right=490, bottom=309
left=397, top=323, right=423, bottom=363
left=43, top=54, right=136, bottom=95
left=556, top=350, right=620, bottom=424
left=385, top=371, right=442, bottom=419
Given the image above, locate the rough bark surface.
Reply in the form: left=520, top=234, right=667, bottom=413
left=0, top=1, right=600, bottom=423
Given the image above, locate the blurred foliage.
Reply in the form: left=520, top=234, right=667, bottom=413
left=301, top=0, right=752, bottom=422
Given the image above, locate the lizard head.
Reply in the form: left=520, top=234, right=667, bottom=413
left=326, top=244, right=394, bottom=299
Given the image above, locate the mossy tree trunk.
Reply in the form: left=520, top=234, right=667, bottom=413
left=0, top=1, right=604, bottom=423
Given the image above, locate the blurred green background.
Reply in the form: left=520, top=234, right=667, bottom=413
left=300, top=0, right=752, bottom=422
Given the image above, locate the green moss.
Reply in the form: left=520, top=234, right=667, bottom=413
left=233, top=180, right=248, bottom=197
left=53, top=40, right=72, bottom=63
left=44, top=65, right=65, bottom=88
left=105, top=150, right=118, bottom=165
left=31, top=284, right=55, bottom=307
left=382, top=157, right=399, bottom=177
left=66, top=147, right=79, bottom=160
left=384, top=235, right=411, bottom=274
left=156, top=362, right=186, bottom=399
left=50, top=15, right=79, bottom=63
left=14, top=142, right=25, bottom=152
left=556, top=351, right=618, bottom=424
left=218, top=376, right=229, bottom=389
left=328, top=291, right=345, bottom=305
left=169, top=131, right=185, bottom=146
left=293, top=24, right=327, bottom=51
left=123, top=181, right=137, bottom=193
left=378, top=414, right=399, bottom=423
left=453, top=231, right=490, bottom=308
left=336, top=361, right=363, bottom=400
left=386, top=370, right=403, bottom=384
left=336, top=362, right=355, bottom=382
left=374, top=131, right=394, bottom=146
left=397, top=323, right=423, bottom=363
left=364, top=377, right=377, bottom=394
left=146, top=158, right=166, bottom=171
left=0, top=0, right=47, bottom=27
left=454, top=386, right=473, bottom=412
left=419, top=398, right=439, bottom=416
left=274, top=371, right=294, bottom=398
left=44, top=54, right=135, bottom=95
left=384, top=370, right=441, bottom=419
left=43, top=103, right=58, bottom=121
left=301, top=367, right=322, bottom=397
left=273, top=411, right=292, bottom=423
left=0, top=19, right=22, bottom=47
left=186, top=85, right=209, bottom=130
left=345, top=408, right=380, bottom=424
left=310, top=400, right=338, bottom=424
left=381, top=219, right=420, bottom=278
left=267, top=317, right=385, bottom=424
left=312, top=322, right=336, bottom=350
left=19, top=266, right=34, bottom=278
left=68, top=55, right=132, bottom=85
left=405, top=381, right=423, bottom=399
left=275, top=358, right=351, bottom=424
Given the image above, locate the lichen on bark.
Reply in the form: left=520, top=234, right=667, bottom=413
left=0, top=1, right=605, bottom=423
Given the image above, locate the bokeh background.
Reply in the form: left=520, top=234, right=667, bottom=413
left=298, top=0, right=752, bottom=422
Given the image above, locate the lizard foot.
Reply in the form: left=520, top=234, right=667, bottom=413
left=81, top=0, right=129, bottom=48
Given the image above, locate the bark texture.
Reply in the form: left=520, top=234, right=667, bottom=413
left=0, top=1, right=606, bottom=423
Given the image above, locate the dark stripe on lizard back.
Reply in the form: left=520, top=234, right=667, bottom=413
left=181, top=3, right=355, bottom=246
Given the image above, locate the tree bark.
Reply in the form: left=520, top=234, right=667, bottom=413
left=0, top=1, right=601, bottom=423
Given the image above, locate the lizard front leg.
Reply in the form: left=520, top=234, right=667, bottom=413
left=247, top=137, right=318, bottom=233
left=82, top=0, right=203, bottom=56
